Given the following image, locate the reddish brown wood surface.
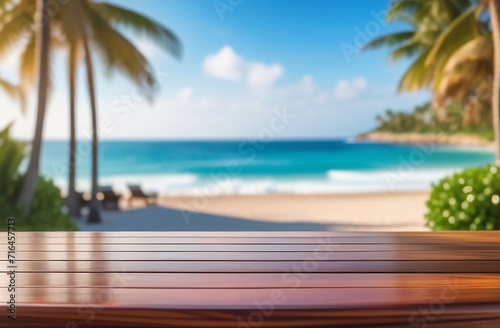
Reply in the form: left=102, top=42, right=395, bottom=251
left=1, top=231, right=500, bottom=327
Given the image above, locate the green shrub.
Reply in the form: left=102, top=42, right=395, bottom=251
left=426, top=165, right=500, bottom=231
left=0, top=124, right=77, bottom=231
left=0, top=176, right=78, bottom=231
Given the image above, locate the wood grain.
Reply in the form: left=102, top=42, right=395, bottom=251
left=1, top=231, right=499, bottom=327
left=3, top=260, right=500, bottom=273
left=5, top=249, right=500, bottom=260
left=0, top=272, right=498, bottom=288
left=6, top=234, right=500, bottom=244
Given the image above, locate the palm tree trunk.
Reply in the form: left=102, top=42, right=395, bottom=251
left=490, top=0, right=500, bottom=166
left=67, top=43, right=80, bottom=217
left=83, top=38, right=101, bottom=223
left=17, top=0, right=51, bottom=212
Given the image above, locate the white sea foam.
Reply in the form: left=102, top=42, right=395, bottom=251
left=52, top=167, right=461, bottom=196
left=327, top=168, right=462, bottom=192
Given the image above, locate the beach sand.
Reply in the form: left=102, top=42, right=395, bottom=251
left=76, top=191, right=429, bottom=231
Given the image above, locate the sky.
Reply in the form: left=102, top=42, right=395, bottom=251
left=0, top=0, right=430, bottom=140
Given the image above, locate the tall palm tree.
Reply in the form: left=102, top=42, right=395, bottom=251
left=82, top=34, right=101, bottom=222
left=75, top=1, right=181, bottom=223
left=364, top=1, right=472, bottom=85
left=368, top=0, right=500, bottom=164
left=17, top=0, right=50, bottom=212
left=0, top=0, right=181, bottom=220
left=424, top=0, right=500, bottom=163
left=488, top=0, right=500, bottom=165
left=363, top=0, right=473, bottom=119
left=66, top=42, right=80, bottom=217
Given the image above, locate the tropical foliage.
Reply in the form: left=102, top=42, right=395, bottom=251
left=0, top=0, right=181, bottom=223
left=365, top=0, right=500, bottom=164
left=0, top=125, right=77, bottom=231
left=375, top=102, right=493, bottom=139
left=0, top=77, right=24, bottom=111
left=426, top=165, right=500, bottom=231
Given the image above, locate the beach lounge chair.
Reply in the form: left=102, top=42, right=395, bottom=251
left=98, top=185, right=122, bottom=210
left=127, top=184, right=158, bottom=206
left=77, top=192, right=90, bottom=209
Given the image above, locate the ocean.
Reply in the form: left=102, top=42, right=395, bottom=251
left=39, top=140, right=495, bottom=195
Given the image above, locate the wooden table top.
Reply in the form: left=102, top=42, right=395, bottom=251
left=2, top=231, right=500, bottom=327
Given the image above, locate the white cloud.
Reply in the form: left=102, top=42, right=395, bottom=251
left=247, top=63, right=284, bottom=93
left=203, top=46, right=284, bottom=94
left=333, top=77, right=367, bottom=100
left=203, top=46, right=244, bottom=81
left=177, top=87, right=193, bottom=102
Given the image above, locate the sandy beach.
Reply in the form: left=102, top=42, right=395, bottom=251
left=76, top=191, right=429, bottom=231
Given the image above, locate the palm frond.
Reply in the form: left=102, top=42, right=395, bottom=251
left=57, top=0, right=87, bottom=43
left=387, top=0, right=422, bottom=22
left=0, top=10, right=33, bottom=58
left=443, top=35, right=492, bottom=72
left=19, top=31, right=36, bottom=89
left=91, top=2, right=181, bottom=59
left=0, top=77, right=25, bottom=113
left=425, top=7, right=484, bottom=67
left=362, top=31, right=414, bottom=51
left=426, top=0, right=472, bottom=22
left=390, top=39, right=422, bottom=61
left=398, top=50, right=434, bottom=92
left=82, top=2, right=157, bottom=96
left=434, top=34, right=493, bottom=105
left=0, top=77, right=18, bottom=98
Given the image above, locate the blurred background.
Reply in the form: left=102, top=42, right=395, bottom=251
left=1, top=0, right=498, bottom=232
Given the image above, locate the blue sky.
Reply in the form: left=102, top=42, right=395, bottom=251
left=1, top=0, right=430, bottom=140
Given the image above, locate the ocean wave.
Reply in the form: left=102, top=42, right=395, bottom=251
left=327, top=168, right=461, bottom=191
left=54, top=173, right=199, bottom=196
left=53, top=169, right=456, bottom=196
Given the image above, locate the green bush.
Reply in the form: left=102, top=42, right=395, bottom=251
left=0, top=176, right=78, bottom=231
left=0, top=124, right=77, bottom=231
left=426, top=165, right=500, bottom=231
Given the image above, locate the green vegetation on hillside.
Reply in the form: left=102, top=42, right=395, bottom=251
left=375, top=102, right=494, bottom=141
left=365, top=0, right=500, bottom=164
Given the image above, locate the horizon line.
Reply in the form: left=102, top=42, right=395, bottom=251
left=36, top=136, right=357, bottom=143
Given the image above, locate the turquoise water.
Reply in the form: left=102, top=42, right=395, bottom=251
left=40, top=140, right=494, bottom=195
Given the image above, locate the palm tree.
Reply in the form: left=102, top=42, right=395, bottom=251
left=17, top=0, right=50, bottom=212
left=363, top=0, right=473, bottom=119
left=82, top=33, right=101, bottom=222
left=74, top=1, right=181, bottom=223
left=366, top=0, right=500, bottom=165
left=424, top=0, right=500, bottom=163
left=0, top=0, right=181, bottom=220
left=66, top=42, right=80, bottom=217
left=488, top=0, right=500, bottom=165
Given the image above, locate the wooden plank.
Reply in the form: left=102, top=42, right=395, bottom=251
left=4, top=260, right=500, bottom=273
left=4, top=287, right=500, bottom=308
left=7, top=307, right=500, bottom=328
left=14, top=231, right=500, bottom=237
left=10, top=243, right=500, bottom=252
left=1, top=272, right=498, bottom=288
left=3, top=231, right=500, bottom=327
left=6, top=235, right=500, bottom=244
left=4, top=250, right=500, bottom=261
